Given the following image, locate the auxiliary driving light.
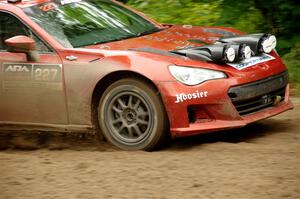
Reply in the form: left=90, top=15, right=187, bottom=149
left=230, top=44, right=252, bottom=61
left=219, top=33, right=277, bottom=55
left=241, top=45, right=252, bottom=59
left=173, top=44, right=239, bottom=63
left=224, top=46, right=236, bottom=62
left=259, top=34, right=277, bottom=53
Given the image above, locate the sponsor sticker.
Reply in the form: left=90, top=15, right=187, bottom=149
left=2, top=63, right=62, bottom=92
left=227, top=54, right=275, bottom=70
left=33, top=65, right=62, bottom=82
left=175, top=90, right=208, bottom=103
left=5, top=64, right=30, bottom=72
left=3, top=64, right=32, bottom=81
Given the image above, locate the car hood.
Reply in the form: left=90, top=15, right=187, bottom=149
left=81, top=25, right=287, bottom=82
left=85, top=25, right=243, bottom=51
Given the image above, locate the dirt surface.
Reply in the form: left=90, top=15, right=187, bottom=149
left=0, top=98, right=299, bottom=199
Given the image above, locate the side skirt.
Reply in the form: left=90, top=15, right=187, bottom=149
left=0, top=122, right=94, bottom=134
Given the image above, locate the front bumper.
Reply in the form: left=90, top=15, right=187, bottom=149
left=157, top=71, right=294, bottom=138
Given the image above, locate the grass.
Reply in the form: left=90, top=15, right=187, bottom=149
left=282, top=44, right=300, bottom=95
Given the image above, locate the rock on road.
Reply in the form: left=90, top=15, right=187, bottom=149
left=0, top=98, right=299, bottom=199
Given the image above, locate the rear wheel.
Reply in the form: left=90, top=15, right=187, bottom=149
left=98, top=78, right=168, bottom=151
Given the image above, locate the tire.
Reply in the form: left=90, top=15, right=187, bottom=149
left=98, top=78, right=168, bottom=151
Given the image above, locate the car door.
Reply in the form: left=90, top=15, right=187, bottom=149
left=0, top=12, right=68, bottom=124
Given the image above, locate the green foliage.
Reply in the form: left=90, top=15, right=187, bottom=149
left=127, top=0, right=222, bottom=26
left=123, top=0, right=300, bottom=91
left=282, top=44, right=300, bottom=91
left=126, top=0, right=300, bottom=54
left=253, top=0, right=300, bottom=55
left=127, top=0, right=263, bottom=32
left=216, top=0, right=264, bottom=33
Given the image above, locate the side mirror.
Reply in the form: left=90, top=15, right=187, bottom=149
left=5, top=35, right=39, bottom=61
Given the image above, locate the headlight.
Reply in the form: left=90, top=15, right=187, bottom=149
left=169, top=65, right=227, bottom=86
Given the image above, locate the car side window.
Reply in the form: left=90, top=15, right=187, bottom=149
left=0, top=12, right=51, bottom=53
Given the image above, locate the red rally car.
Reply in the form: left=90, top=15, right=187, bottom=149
left=0, top=0, right=294, bottom=150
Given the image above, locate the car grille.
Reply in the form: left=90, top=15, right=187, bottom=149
left=228, top=71, right=288, bottom=116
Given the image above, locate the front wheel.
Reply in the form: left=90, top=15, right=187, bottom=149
left=98, top=78, right=169, bottom=151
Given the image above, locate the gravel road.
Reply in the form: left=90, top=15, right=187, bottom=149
left=0, top=98, right=299, bottom=199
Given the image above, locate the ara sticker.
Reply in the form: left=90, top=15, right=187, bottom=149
left=3, top=64, right=32, bottom=81
left=175, top=90, right=208, bottom=103
left=2, top=63, right=62, bottom=92
left=3, top=63, right=62, bottom=82
left=4, top=64, right=31, bottom=73
left=227, top=54, right=275, bottom=70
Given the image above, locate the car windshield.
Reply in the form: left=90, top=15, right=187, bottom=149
left=23, top=0, right=160, bottom=48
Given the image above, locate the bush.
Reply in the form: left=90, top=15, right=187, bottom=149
left=282, top=44, right=300, bottom=91
left=124, top=0, right=300, bottom=91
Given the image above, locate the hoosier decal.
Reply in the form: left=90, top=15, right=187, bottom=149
left=175, top=90, right=208, bottom=103
left=227, top=54, right=275, bottom=70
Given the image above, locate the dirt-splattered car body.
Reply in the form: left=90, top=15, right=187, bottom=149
left=0, top=0, right=293, bottom=150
